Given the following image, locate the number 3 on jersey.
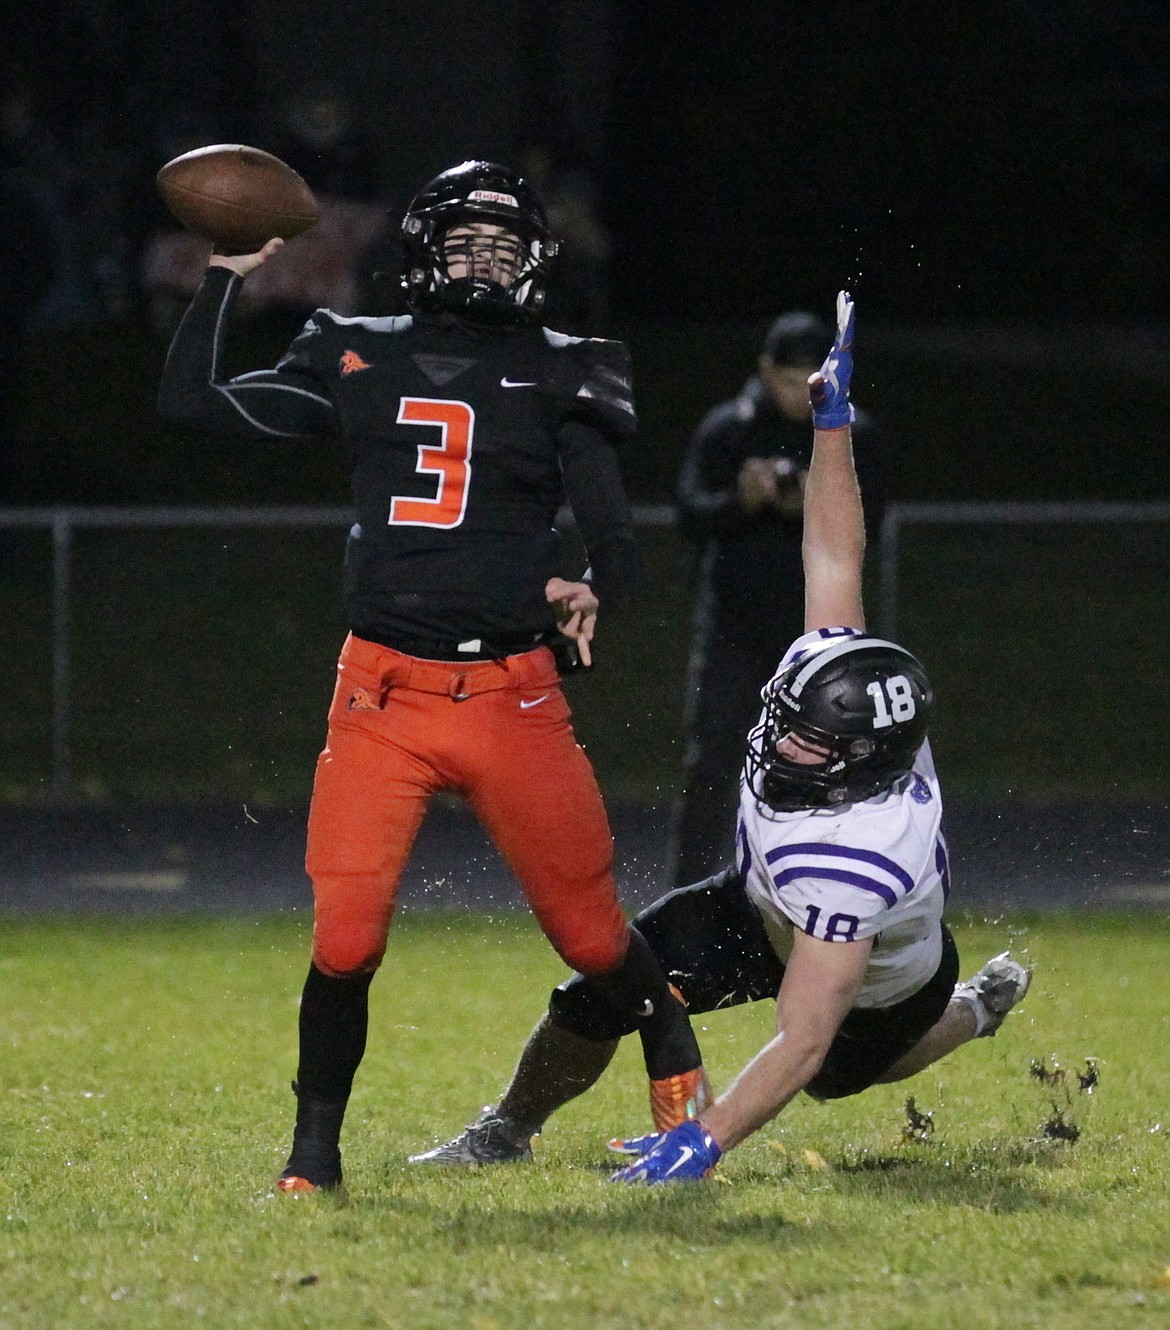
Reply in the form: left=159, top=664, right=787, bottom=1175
left=388, top=398, right=475, bottom=528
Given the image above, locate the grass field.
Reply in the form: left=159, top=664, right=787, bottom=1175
left=3, top=909, right=1168, bottom=1329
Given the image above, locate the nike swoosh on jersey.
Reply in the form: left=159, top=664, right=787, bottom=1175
left=519, top=694, right=550, bottom=709
left=500, top=377, right=538, bottom=388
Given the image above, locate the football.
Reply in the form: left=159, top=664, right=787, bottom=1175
left=156, top=144, right=319, bottom=252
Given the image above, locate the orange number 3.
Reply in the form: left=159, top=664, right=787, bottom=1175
left=388, top=397, right=475, bottom=527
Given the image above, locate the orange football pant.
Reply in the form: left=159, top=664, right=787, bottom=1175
left=305, top=633, right=629, bottom=979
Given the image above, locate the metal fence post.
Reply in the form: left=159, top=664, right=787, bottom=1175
left=878, top=505, right=901, bottom=641
left=51, top=510, right=73, bottom=802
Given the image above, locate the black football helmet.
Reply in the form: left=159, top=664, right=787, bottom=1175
left=399, top=160, right=558, bottom=323
left=745, top=635, right=933, bottom=812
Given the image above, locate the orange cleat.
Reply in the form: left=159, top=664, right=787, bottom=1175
left=275, top=1174, right=321, bottom=1194
left=649, top=1066, right=713, bottom=1133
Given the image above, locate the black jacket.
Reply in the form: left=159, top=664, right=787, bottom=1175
left=676, top=377, right=887, bottom=652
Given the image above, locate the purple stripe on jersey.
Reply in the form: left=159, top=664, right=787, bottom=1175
left=770, top=865, right=898, bottom=908
left=737, top=816, right=752, bottom=877
left=935, top=836, right=951, bottom=899
left=764, top=842, right=915, bottom=895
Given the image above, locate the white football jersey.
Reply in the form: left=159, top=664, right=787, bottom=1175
left=737, top=628, right=950, bottom=1008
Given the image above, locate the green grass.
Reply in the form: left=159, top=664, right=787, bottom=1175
left=3, top=911, right=1168, bottom=1329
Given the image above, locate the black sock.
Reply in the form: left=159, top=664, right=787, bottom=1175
left=295, top=963, right=375, bottom=1102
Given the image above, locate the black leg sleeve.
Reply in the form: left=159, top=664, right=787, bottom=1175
left=295, top=963, right=375, bottom=1102
left=588, top=927, right=703, bottom=1080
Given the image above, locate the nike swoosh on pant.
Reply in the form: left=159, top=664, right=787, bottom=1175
left=519, top=695, right=550, bottom=710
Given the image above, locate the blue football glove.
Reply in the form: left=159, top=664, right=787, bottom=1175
left=608, top=1119, right=722, bottom=1184
left=607, top=1130, right=663, bottom=1157
left=808, top=289, right=856, bottom=430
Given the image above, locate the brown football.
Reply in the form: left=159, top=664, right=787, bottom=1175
left=156, top=144, right=319, bottom=251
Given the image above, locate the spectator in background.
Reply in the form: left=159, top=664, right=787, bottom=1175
left=1, top=78, right=75, bottom=329
left=671, top=310, right=888, bottom=888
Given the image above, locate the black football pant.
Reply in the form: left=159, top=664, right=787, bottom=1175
left=555, top=867, right=960, bottom=1099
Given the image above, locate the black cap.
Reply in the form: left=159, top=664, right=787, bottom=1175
left=762, top=311, right=830, bottom=367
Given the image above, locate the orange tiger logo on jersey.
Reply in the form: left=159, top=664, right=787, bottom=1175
left=340, top=350, right=372, bottom=375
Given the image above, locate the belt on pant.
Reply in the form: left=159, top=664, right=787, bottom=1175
left=351, top=626, right=546, bottom=661
left=349, top=634, right=555, bottom=700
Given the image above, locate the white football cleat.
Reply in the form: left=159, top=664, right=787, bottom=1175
left=952, top=951, right=1032, bottom=1037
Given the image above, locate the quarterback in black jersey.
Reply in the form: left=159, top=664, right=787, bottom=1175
left=158, top=161, right=708, bottom=1191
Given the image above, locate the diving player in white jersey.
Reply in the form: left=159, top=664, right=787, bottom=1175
left=411, top=291, right=1031, bottom=1179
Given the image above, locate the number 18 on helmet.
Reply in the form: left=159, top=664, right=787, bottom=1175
left=745, top=637, right=934, bottom=812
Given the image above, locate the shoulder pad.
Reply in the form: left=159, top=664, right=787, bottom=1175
left=541, top=327, right=589, bottom=349
left=313, top=310, right=415, bottom=334
left=278, top=310, right=414, bottom=376
left=542, top=331, right=636, bottom=438
left=276, top=310, right=329, bottom=372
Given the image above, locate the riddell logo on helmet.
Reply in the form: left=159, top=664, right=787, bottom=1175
left=469, top=189, right=518, bottom=208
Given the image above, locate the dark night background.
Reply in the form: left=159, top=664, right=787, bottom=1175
left=4, top=1, right=1170, bottom=506
left=3, top=2, right=1170, bottom=818
left=1, top=1, right=1168, bottom=517
left=8, top=8, right=1170, bottom=321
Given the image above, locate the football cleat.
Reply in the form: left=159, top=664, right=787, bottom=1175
left=952, top=951, right=1032, bottom=1038
left=408, top=1110, right=534, bottom=1166
left=276, top=1144, right=342, bottom=1193
left=649, top=1066, right=713, bottom=1133
left=609, top=1119, right=721, bottom=1185
left=276, top=1173, right=328, bottom=1194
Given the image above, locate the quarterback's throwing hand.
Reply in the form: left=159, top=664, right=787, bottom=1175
left=208, top=236, right=285, bottom=278
left=545, top=577, right=598, bottom=667
left=608, top=1119, right=721, bottom=1184
left=808, top=289, right=856, bottom=430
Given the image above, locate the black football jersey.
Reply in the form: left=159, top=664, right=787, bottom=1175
left=159, top=267, right=640, bottom=646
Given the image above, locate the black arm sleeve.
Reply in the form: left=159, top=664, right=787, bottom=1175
left=675, top=403, right=749, bottom=540
left=157, top=266, right=337, bottom=438
left=558, top=417, right=643, bottom=607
